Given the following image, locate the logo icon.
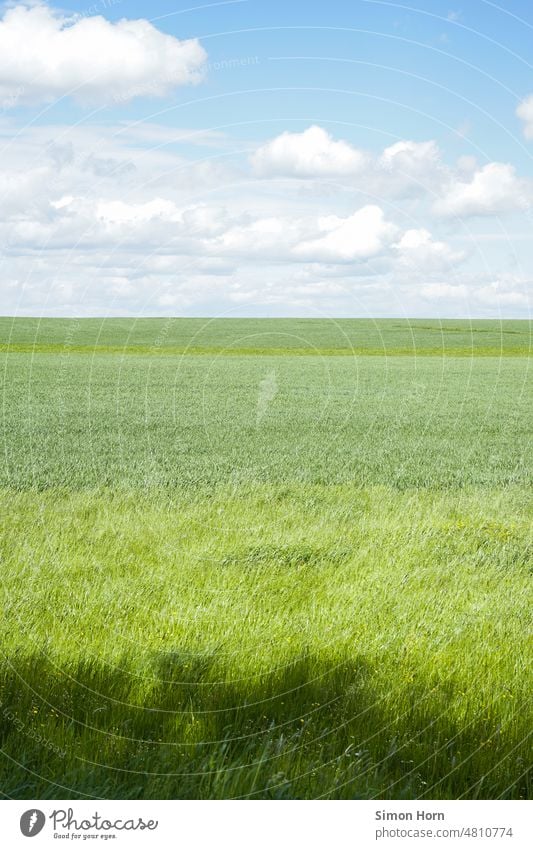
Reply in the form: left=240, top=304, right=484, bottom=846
left=20, top=810, right=46, bottom=837
left=256, top=369, right=278, bottom=426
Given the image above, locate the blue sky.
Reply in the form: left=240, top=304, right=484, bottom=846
left=1, top=0, right=532, bottom=317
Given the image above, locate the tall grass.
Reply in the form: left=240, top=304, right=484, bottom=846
left=1, top=486, right=531, bottom=798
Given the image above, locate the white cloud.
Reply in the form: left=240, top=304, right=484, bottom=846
left=251, top=128, right=450, bottom=205
left=376, top=140, right=446, bottom=198
left=516, top=95, right=533, bottom=140
left=0, top=2, right=207, bottom=106
left=294, top=206, right=397, bottom=261
left=435, top=162, right=524, bottom=217
left=214, top=215, right=301, bottom=256
left=251, top=125, right=365, bottom=178
left=476, top=281, right=530, bottom=307
left=251, top=128, right=447, bottom=200
left=394, top=228, right=465, bottom=271
left=379, top=139, right=440, bottom=174
left=415, top=276, right=530, bottom=312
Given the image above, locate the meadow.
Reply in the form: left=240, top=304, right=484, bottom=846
left=0, top=318, right=531, bottom=799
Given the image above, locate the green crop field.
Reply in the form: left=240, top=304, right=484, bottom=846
left=0, top=318, right=531, bottom=800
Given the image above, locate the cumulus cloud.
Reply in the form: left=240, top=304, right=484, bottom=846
left=379, top=139, right=440, bottom=175
left=0, top=2, right=207, bottom=106
left=516, top=95, right=533, bottom=140
left=394, top=228, right=465, bottom=271
left=374, top=139, right=447, bottom=199
left=251, top=125, right=365, bottom=177
left=213, top=215, right=302, bottom=257
left=435, top=162, right=524, bottom=217
left=251, top=128, right=449, bottom=201
left=476, top=281, right=530, bottom=307
left=294, top=206, right=397, bottom=261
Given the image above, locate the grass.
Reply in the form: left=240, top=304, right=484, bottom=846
left=2, top=352, right=530, bottom=490
left=0, top=318, right=531, bottom=799
left=0, top=316, right=531, bottom=356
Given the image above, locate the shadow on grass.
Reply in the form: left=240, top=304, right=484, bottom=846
left=0, top=651, right=529, bottom=800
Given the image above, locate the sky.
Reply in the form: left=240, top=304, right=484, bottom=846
left=1, top=0, right=533, bottom=318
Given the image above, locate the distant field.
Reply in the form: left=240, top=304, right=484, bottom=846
left=0, top=316, right=531, bottom=355
left=0, top=318, right=531, bottom=800
left=1, top=352, right=531, bottom=490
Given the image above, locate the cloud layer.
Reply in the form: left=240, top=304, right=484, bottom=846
left=0, top=120, right=530, bottom=316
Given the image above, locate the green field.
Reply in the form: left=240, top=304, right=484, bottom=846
left=0, top=318, right=531, bottom=799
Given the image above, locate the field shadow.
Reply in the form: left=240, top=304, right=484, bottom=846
left=0, top=650, right=529, bottom=800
